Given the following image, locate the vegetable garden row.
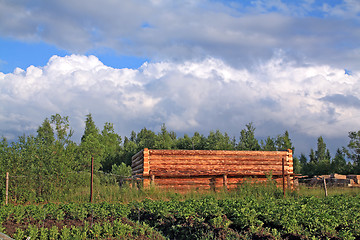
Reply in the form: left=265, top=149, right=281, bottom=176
left=1, top=194, right=359, bottom=239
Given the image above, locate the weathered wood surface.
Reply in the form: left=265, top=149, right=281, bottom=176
left=131, top=149, right=293, bottom=190
left=149, top=149, right=288, bottom=156
left=151, top=176, right=285, bottom=190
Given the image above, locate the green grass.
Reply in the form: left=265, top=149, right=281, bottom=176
left=4, top=176, right=360, bottom=205
left=296, top=184, right=360, bottom=197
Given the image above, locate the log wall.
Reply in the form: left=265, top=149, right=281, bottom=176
left=131, top=149, right=293, bottom=191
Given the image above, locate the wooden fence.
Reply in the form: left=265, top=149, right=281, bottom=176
left=132, top=149, right=293, bottom=191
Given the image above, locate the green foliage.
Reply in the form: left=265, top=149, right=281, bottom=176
left=1, top=113, right=357, bottom=203
left=237, top=122, right=260, bottom=150
left=1, top=189, right=360, bottom=240
left=293, top=156, right=302, bottom=174
left=275, top=130, right=294, bottom=151
left=301, top=136, right=333, bottom=175
left=205, top=130, right=235, bottom=150
left=13, top=228, right=25, bottom=240
left=154, top=123, right=176, bottom=149
left=345, top=130, right=360, bottom=173
left=331, top=148, right=350, bottom=174
left=261, top=136, right=276, bottom=151
left=36, top=118, right=55, bottom=146
left=111, top=162, right=131, bottom=178
left=99, top=122, right=122, bottom=172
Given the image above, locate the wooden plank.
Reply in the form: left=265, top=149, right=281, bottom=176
left=223, top=174, right=228, bottom=189
left=149, top=155, right=287, bottom=162
left=131, top=160, right=142, bottom=168
left=149, top=170, right=284, bottom=177
left=132, top=164, right=143, bottom=172
left=132, top=169, right=144, bottom=175
left=132, top=167, right=143, bottom=175
left=149, top=149, right=288, bottom=156
left=149, top=157, right=285, bottom=163
left=132, top=150, right=144, bottom=161
left=133, top=149, right=294, bottom=190
left=151, top=165, right=284, bottom=172
left=149, top=160, right=284, bottom=167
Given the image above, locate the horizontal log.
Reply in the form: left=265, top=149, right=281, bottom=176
left=132, top=150, right=144, bottom=161
left=153, top=177, right=283, bottom=184
left=132, top=158, right=143, bottom=165
left=133, top=149, right=294, bottom=187
left=149, top=160, right=286, bottom=166
left=132, top=169, right=144, bottom=175
left=134, top=149, right=144, bottom=157
left=155, top=185, right=213, bottom=190
left=151, top=182, right=285, bottom=191
left=149, top=170, right=284, bottom=177
left=131, top=175, right=143, bottom=179
left=149, top=171, right=285, bottom=177
left=131, top=158, right=144, bottom=167
left=132, top=165, right=144, bottom=172
left=151, top=165, right=285, bottom=172
left=131, top=162, right=142, bottom=169
left=149, top=155, right=288, bottom=162
left=148, top=149, right=289, bottom=156
left=155, top=182, right=212, bottom=186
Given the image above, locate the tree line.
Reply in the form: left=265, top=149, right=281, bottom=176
left=1, top=113, right=359, bottom=193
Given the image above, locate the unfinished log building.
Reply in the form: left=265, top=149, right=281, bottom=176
left=131, top=148, right=293, bottom=191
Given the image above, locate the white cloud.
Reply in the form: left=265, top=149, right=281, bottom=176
left=0, top=54, right=359, bottom=155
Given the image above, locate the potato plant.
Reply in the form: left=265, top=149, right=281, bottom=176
left=0, top=194, right=359, bottom=239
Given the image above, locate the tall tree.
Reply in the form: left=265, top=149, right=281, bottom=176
left=155, top=124, right=175, bottom=149
left=36, top=118, right=55, bottom=146
left=315, top=136, right=330, bottom=162
left=78, top=114, right=104, bottom=171
left=100, top=122, right=122, bottom=172
left=81, top=113, right=99, bottom=143
left=176, top=134, right=193, bottom=149
left=331, top=148, right=348, bottom=174
left=309, top=149, right=316, bottom=163
left=0, top=137, right=9, bottom=179
left=50, top=114, right=73, bottom=145
left=299, top=153, right=310, bottom=175
left=261, top=136, right=276, bottom=151
left=205, top=130, right=234, bottom=150
left=121, top=136, right=138, bottom=165
left=237, top=123, right=260, bottom=151
left=293, top=156, right=301, bottom=174
left=136, top=127, right=157, bottom=150
left=344, top=130, right=360, bottom=173
left=275, top=131, right=294, bottom=152
left=192, top=132, right=206, bottom=150
left=304, top=137, right=332, bottom=175
left=35, top=118, right=56, bottom=175
left=315, top=136, right=331, bottom=174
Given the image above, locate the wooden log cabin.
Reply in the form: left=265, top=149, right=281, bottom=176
left=131, top=148, right=293, bottom=191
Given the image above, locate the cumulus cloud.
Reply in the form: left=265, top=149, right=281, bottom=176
left=0, top=54, right=359, bottom=155
left=0, top=0, right=359, bottom=70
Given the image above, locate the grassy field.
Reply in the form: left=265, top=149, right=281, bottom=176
left=1, top=183, right=359, bottom=240
left=2, top=176, right=360, bottom=239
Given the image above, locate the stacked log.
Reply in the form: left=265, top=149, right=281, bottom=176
left=131, top=150, right=144, bottom=177
left=131, top=149, right=293, bottom=191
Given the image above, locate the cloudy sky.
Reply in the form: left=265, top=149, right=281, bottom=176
left=0, top=0, right=360, bottom=156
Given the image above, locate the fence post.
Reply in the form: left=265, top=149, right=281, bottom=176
left=323, top=177, right=328, bottom=197
left=151, top=175, right=155, bottom=185
left=223, top=174, right=228, bottom=190
left=5, top=172, right=9, bottom=205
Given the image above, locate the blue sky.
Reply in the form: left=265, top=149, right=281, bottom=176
left=0, top=0, right=360, bottom=157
